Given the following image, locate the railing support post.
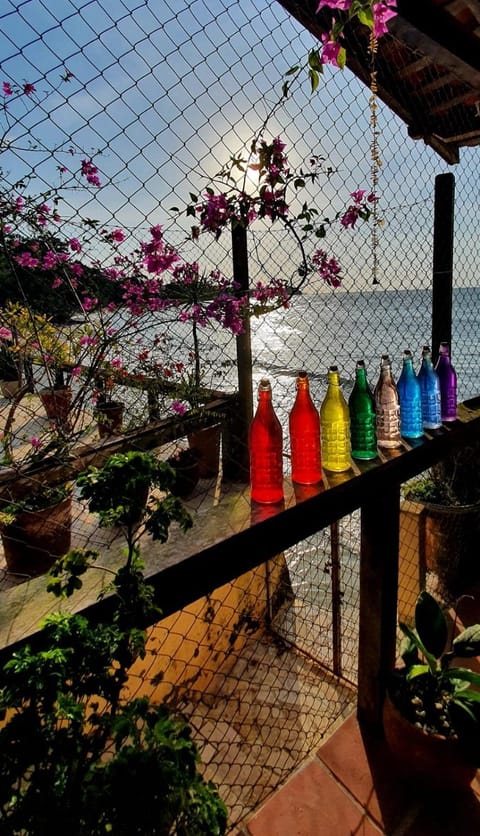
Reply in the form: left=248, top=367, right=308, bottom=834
left=432, top=172, right=455, bottom=362
left=357, top=483, right=400, bottom=730
left=223, top=221, right=253, bottom=481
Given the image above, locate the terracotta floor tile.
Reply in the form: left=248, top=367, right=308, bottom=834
left=246, top=758, right=382, bottom=836
left=316, top=711, right=414, bottom=832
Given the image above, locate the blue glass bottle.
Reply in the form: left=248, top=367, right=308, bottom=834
left=397, top=350, right=423, bottom=439
left=417, top=345, right=441, bottom=429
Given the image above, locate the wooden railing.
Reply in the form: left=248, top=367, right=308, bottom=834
left=1, top=397, right=480, bottom=730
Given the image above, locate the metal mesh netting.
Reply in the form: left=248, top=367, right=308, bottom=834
left=1, top=0, right=480, bottom=830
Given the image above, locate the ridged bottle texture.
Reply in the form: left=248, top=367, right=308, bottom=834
left=417, top=345, right=441, bottom=429
left=374, top=355, right=402, bottom=449
left=397, top=349, right=423, bottom=438
left=348, top=360, right=377, bottom=460
left=435, top=342, right=457, bottom=422
left=249, top=378, right=284, bottom=503
left=289, top=371, right=322, bottom=484
left=320, top=366, right=351, bottom=472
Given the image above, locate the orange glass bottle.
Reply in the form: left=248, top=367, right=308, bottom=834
left=289, top=371, right=322, bottom=484
left=249, top=378, right=284, bottom=504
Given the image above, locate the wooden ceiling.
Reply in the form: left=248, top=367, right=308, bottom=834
left=276, top=0, right=480, bottom=163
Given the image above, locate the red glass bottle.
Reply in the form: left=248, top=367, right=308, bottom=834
left=289, top=371, right=322, bottom=484
left=249, top=378, right=284, bottom=504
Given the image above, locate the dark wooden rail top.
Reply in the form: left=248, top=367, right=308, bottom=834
left=1, top=400, right=480, bottom=718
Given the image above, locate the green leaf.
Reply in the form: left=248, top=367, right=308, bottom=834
left=294, top=178, right=306, bottom=189
left=399, top=620, right=438, bottom=673
left=282, top=81, right=290, bottom=98
left=453, top=625, right=480, bottom=658
left=309, top=69, right=320, bottom=94
left=357, top=8, right=374, bottom=29
left=285, top=65, right=299, bottom=76
left=415, top=591, right=448, bottom=659
left=308, top=50, right=322, bottom=72
left=406, top=663, right=429, bottom=680
left=189, top=192, right=198, bottom=202
left=170, top=206, right=179, bottom=212
left=445, top=667, right=480, bottom=690
left=336, top=46, right=347, bottom=71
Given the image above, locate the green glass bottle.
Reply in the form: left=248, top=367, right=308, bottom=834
left=348, top=360, right=377, bottom=460
left=320, top=365, right=351, bottom=472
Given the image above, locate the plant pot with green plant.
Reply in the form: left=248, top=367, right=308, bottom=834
left=0, top=339, right=23, bottom=399
left=384, top=590, right=480, bottom=790
left=403, top=445, right=480, bottom=598
left=0, top=450, right=227, bottom=834
left=0, top=482, right=73, bottom=577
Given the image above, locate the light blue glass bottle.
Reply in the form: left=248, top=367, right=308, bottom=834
left=397, top=350, right=423, bottom=439
left=417, top=345, right=442, bottom=429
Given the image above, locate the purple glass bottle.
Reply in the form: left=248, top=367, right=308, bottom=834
left=434, top=342, right=457, bottom=422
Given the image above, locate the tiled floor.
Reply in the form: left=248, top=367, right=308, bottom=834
left=235, top=589, right=480, bottom=836
left=236, top=710, right=480, bottom=835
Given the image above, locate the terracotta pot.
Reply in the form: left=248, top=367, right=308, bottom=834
left=39, top=387, right=72, bottom=422
left=188, top=424, right=221, bottom=478
left=383, top=691, right=477, bottom=790
left=167, top=455, right=200, bottom=498
left=0, top=378, right=23, bottom=399
left=96, top=401, right=125, bottom=438
left=0, top=493, right=72, bottom=578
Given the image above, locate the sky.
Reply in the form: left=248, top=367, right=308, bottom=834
left=0, top=0, right=478, bottom=294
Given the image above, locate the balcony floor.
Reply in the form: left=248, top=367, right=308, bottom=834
left=236, top=709, right=480, bottom=835
left=235, top=586, right=480, bottom=835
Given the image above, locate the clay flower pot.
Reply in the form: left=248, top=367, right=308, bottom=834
left=167, top=449, right=200, bottom=498
left=39, top=386, right=72, bottom=423
left=187, top=424, right=221, bottom=478
left=96, top=401, right=125, bottom=438
left=0, top=492, right=72, bottom=578
left=383, top=691, right=477, bottom=791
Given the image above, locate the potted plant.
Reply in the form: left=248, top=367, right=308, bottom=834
left=166, top=446, right=200, bottom=498
left=0, top=481, right=73, bottom=577
left=0, top=452, right=227, bottom=834
left=76, top=450, right=181, bottom=531
left=384, top=590, right=480, bottom=789
left=403, top=445, right=480, bottom=598
left=93, top=367, right=126, bottom=438
left=0, top=339, right=23, bottom=399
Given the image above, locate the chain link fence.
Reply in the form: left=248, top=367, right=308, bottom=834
left=1, top=0, right=480, bottom=830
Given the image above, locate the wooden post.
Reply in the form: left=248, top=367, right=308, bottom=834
left=432, top=173, right=455, bottom=363
left=224, top=222, right=253, bottom=481
left=357, top=483, right=400, bottom=730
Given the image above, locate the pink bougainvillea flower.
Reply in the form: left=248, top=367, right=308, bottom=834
left=30, top=436, right=43, bottom=450
left=81, top=296, right=98, bottom=312
left=171, top=401, right=187, bottom=416
left=2, top=81, right=13, bottom=96
left=317, top=0, right=351, bottom=10
left=71, top=366, right=82, bottom=378
left=110, top=228, right=125, bottom=242
left=373, top=1, right=397, bottom=37
left=321, top=35, right=342, bottom=66
left=312, top=248, right=342, bottom=288
left=23, top=83, right=36, bottom=96
left=0, top=327, right=13, bottom=340
left=69, top=237, right=82, bottom=252
left=350, top=189, right=366, bottom=204
left=111, top=358, right=123, bottom=369
left=15, top=251, right=40, bottom=268
left=51, top=277, right=63, bottom=289
left=81, top=159, right=101, bottom=187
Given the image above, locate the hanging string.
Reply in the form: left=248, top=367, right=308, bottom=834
left=369, top=29, right=381, bottom=285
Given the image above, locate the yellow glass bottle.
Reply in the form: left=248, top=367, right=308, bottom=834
left=320, top=365, right=351, bottom=472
